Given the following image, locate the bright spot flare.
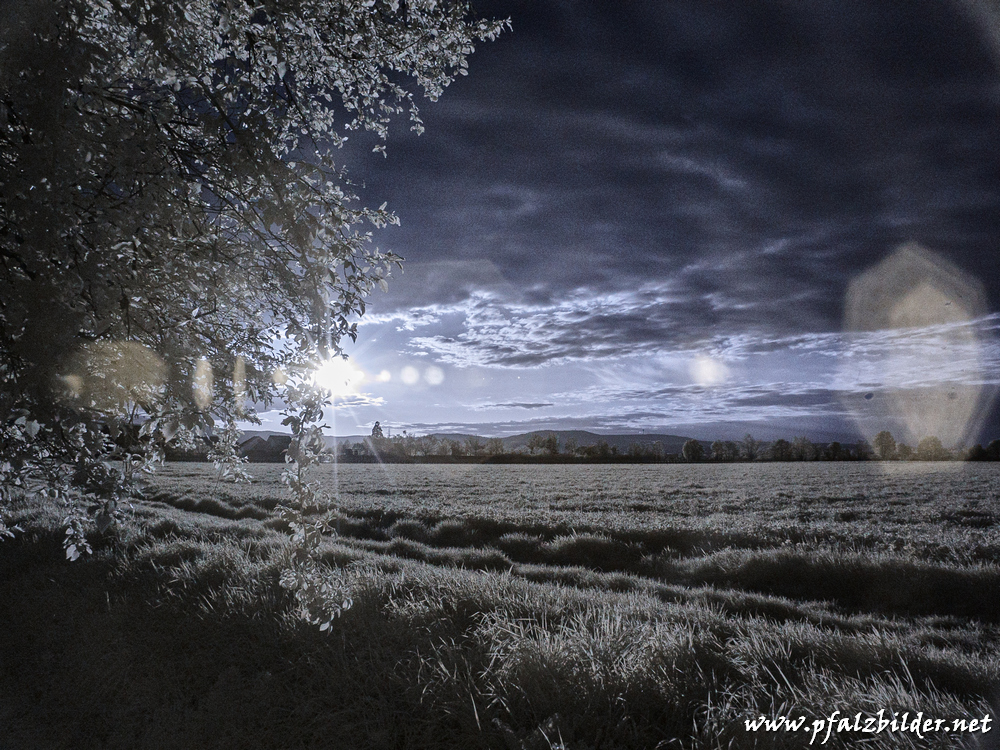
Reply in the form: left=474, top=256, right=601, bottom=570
left=843, top=242, right=992, bottom=447
left=400, top=366, right=420, bottom=385
left=233, top=356, right=246, bottom=405
left=193, top=358, right=213, bottom=410
left=59, top=341, right=166, bottom=411
left=311, top=358, right=364, bottom=397
left=376, top=369, right=392, bottom=382
left=425, top=365, right=445, bottom=385
left=690, top=356, right=728, bottom=386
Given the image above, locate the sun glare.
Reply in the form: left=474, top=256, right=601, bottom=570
left=311, top=357, right=364, bottom=397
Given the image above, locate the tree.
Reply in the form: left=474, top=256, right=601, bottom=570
left=526, top=434, right=546, bottom=455
left=874, top=431, right=896, bottom=461
left=371, top=421, right=384, bottom=440
left=463, top=435, right=483, bottom=456
left=897, top=443, right=914, bottom=460
left=987, top=440, right=1000, bottom=461
left=851, top=440, right=873, bottom=461
left=681, top=439, right=704, bottom=462
left=917, top=436, right=948, bottom=461
left=741, top=434, right=761, bottom=461
left=769, top=438, right=792, bottom=461
left=0, top=0, right=505, bottom=585
left=485, top=437, right=505, bottom=456
left=965, top=444, right=987, bottom=461
left=791, top=436, right=816, bottom=461
left=711, top=440, right=738, bottom=461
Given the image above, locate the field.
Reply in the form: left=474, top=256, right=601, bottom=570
left=3, top=462, right=1000, bottom=749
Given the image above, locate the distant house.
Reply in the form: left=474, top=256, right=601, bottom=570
left=240, top=434, right=292, bottom=462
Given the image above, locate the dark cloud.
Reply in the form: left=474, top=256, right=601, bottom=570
left=350, top=0, right=1000, bottom=335
left=302, top=1, right=1000, bottom=442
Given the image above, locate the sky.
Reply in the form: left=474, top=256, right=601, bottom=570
left=253, top=0, right=1000, bottom=446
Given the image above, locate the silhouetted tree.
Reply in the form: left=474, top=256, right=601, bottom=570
left=711, top=440, right=739, bottom=462
left=682, top=439, right=704, bottom=462
left=741, top=434, right=761, bottom=461
left=965, top=444, right=987, bottom=461
left=824, top=442, right=844, bottom=461
left=485, top=438, right=505, bottom=456
left=852, top=440, right=873, bottom=461
left=897, top=443, right=914, bottom=460
left=986, top=440, right=1000, bottom=461
left=874, top=431, right=896, bottom=461
left=791, top=436, right=817, bottom=461
left=769, top=438, right=792, bottom=461
left=371, top=421, right=384, bottom=439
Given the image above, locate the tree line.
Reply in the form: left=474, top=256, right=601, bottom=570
left=317, top=429, right=1000, bottom=463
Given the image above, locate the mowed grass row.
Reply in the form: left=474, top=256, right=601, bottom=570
left=2, top=463, right=999, bottom=749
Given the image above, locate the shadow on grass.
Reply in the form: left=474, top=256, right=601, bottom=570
left=1, top=524, right=997, bottom=750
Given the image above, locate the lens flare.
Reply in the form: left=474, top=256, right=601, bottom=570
left=193, top=358, right=213, bottom=410
left=59, top=341, right=166, bottom=411
left=842, top=242, right=993, bottom=448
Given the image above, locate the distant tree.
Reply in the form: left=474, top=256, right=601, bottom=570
left=852, top=440, right=873, bottom=461
left=371, top=421, right=384, bottom=439
left=542, top=435, right=559, bottom=455
left=965, top=444, right=987, bottom=461
left=628, top=442, right=645, bottom=458
left=562, top=438, right=578, bottom=456
left=824, top=442, right=844, bottom=461
left=682, top=439, right=704, bottom=462
left=741, top=434, right=761, bottom=461
left=485, top=438, right=505, bottom=456
left=711, top=440, right=738, bottom=462
left=769, top=438, right=792, bottom=461
left=525, top=434, right=545, bottom=455
left=874, top=431, right=896, bottom=461
left=791, top=436, right=817, bottom=461
left=897, top=443, right=914, bottom=460
left=917, top=436, right=948, bottom=461
left=986, top=440, right=1000, bottom=461
left=597, top=440, right=612, bottom=459
left=463, top=436, right=484, bottom=456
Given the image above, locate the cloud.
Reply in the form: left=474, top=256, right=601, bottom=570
left=475, top=402, right=554, bottom=410
left=324, top=2, right=1000, bottom=442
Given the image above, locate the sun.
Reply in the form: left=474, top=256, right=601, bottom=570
left=311, top=357, right=364, bottom=398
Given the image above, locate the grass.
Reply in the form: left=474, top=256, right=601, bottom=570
left=2, top=462, right=999, bottom=748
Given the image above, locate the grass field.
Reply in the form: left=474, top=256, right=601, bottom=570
left=3, top=462, right=999, bottom=749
